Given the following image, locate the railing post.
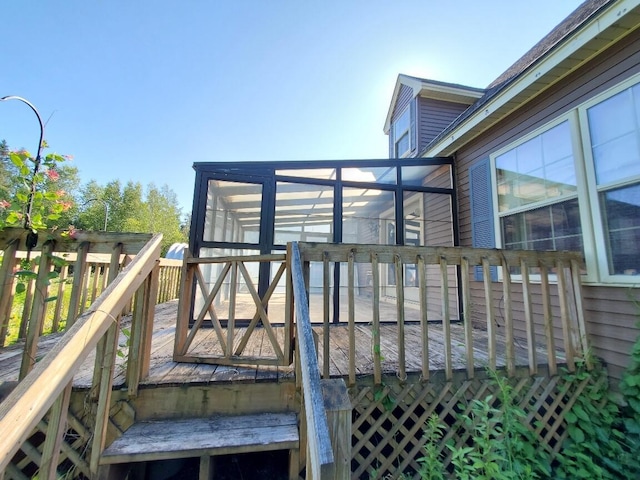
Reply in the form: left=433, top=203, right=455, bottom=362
left=39, top=382, right=72, bottom=480
left=174, top=249, right=194, bottom=358
left=0, top=239, right=19, bottom=346
left=20, top=241, right=54, bottom=379
left=127, top=261, right=160, bottom=396
left=321, top=379, right=352, bottom=480
left=66, top=242, right=89, bottom=329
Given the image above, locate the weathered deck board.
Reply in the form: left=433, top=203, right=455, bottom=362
left=100, top=412, right=299, bottom=464
left=0, top=299, right=560, bottom=389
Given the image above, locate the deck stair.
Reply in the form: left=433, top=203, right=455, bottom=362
left=99, top=411, right=299, bottom=479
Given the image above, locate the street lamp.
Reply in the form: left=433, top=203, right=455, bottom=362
left=83, top=198, right=109, bottom=231
left=0, top=95, right=45, bottom=249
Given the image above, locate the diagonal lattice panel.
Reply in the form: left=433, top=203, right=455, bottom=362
left=349, top=368, right=603, bottom=480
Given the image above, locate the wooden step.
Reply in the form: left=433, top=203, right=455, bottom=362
left=100, top=412, right=299, bottom=465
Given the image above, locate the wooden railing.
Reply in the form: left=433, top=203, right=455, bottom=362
left=0, top=228, right=181, bottom=359
left=290, top=242, right=335, bottom=479
left=297, top=243, right=590, bottom=385
left=174, top=249, right=293, bottom=366
left=0, top=233, right=162, bottom=477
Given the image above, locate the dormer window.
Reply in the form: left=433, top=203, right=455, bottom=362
left=394, top=107, right=411, bottom=157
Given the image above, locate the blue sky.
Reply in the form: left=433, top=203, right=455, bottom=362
left=1, top=1, right=583, bottom=213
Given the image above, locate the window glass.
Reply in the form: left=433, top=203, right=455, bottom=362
left=342, top=166, right=396, bottom=184
left=394, top=108, right=411, bottom=157
left=274, top=182, right=333, bottom=245
left=342, top=187, right=395, bottom=244
left=600, top=183, right=640, bottom=275
left=276, top=168, right=336, bottom=180
left=587, top=82, right=640, bottom=277
left=496, top=121, right=576, bottom=212
left=402, top=164, right=452, bottom=188
left=501, top=198, right=583, bottom=253
left=588, top=86, right=640, bottom=185
left=203, top=180, right=262, bottom=243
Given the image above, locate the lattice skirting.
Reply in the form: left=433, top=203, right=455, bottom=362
left=349, top=366, right=603, bottom=480
left=4, top=411, right=92, bottom=480
left=4, top=394, right=133, bottom=480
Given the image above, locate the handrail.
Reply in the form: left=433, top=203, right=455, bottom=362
left=0, top=233, right=163, bottom=472
left=290, top=242, right=335, bottom=479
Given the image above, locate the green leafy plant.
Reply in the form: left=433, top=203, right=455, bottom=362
left=416, top=414, right=446, bottom=480
left=446, top=370, right=550, bottom=480
left=0, top=146, right=72, bottom=232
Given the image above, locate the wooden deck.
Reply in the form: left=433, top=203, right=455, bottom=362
left=0, top=298, right=559, bottom=390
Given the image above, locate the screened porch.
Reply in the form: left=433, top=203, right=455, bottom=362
left=187, top=158, right=461, bottom=326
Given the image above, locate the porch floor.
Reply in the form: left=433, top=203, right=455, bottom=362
left=0, top=298, right=560, bottom=390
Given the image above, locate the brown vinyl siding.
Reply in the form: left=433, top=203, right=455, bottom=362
left=418, top=97, right=469, bottom=152
left=392, top=84, right=413, bottom=122
left=454, top=28, right=640, bottom=384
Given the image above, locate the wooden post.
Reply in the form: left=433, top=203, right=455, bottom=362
left=321, top=379, right=351, bottom=480
left=439, top=256, right=452, bottom=381
left=501, top=256, right=515, bottom=377
left=174, top=249, right=194, bottom=358
left=199, top=455, right=213, bottom=480
left=322, top=252, right=330, bottom=378
left=394, top=254, right=406, bottom=381
left=347, top=250, right=356, bottom=386
left=51, top=264, right=68, bottom=333
left=556, top=260, right=576, bottom=372
left=18, top=260, right=35, bottom=340
left=570, top=259, right=591, bottom=369
left=89, top=317, right=122, bottom=475
left=20, top=242, right=54, bottom=379
left=0, top=239, right=19, bottom=346
left=482, top=257, right=496, bottom=370
left=417, top=254, right=430, bottom=380
left=67, top=242, right=89, bottom=328
left=371, top=253, right=382, bottom=385
left=39, top=382, right=72, bottom=480
left=460, top=257, right=473, bottom=379
left=520, top=258, right=537, bottom=375
left=540, top=262, right=557, bottom=375
left=91, top=243, right=124, bottom=400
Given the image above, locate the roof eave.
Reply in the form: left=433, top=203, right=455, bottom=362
left=423, top=0, right=640, bottom=157
left=383, top=75, right=484, bottom=134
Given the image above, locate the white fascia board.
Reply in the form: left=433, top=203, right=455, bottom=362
left=417, top=82, right=485, bottom=104
left=424, top=0, right=640, bottom=157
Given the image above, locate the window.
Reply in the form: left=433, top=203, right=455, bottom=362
left=484, top=73, right=640, bottom=284
left=494, top=120, right=584, bottom=256
left=585, top=82, right=640, bottom=277
left=389, top=103, right=415, bottom=158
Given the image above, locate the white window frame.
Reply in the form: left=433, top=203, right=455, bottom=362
left=487, top=72, right=640, bottom=286
left=578, top=72, right=640, bottom=284
left=393, top=106, right=412, bottom=158
left=490, top=112, right=598, bottom=284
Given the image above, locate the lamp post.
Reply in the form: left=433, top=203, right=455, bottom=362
left=83, top=198, right=109, bottom=231
left=1, top=97, right=45, bottom=221
left=0, top=95, right=45, bottom=249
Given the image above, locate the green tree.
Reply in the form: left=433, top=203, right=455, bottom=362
left=123, top=183, right=185, bottom=253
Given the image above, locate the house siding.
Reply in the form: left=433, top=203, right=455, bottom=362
left=392, top=84, right=413, bottom=123
left=418, top=97, right=469, bottom=153
left=454, top=27, right=640, bottom=384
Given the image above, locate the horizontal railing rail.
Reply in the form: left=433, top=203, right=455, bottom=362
left=290, top=242, right=335, bottom=480
left=0, top=233, right=163, bottom=478
left=297, top=242, right=589, bottom=385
